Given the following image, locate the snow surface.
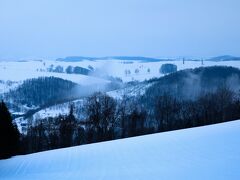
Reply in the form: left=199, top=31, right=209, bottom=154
left=1, top=120, right=240, bottom=180
left=32, top=99, right=84, bottom=120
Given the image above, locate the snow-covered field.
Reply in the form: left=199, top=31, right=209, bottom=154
left=0, top=60, right=109, bottom=91
left=1, top=120, right=240, bottom=180
left=1, top=59, right=240, bottom=94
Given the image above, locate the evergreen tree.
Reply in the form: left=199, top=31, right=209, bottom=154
left=59, top=105, right=76, bottom=148
left=0, top=101, right=20, bottom=159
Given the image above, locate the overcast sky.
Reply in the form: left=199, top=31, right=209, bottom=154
left=0, top=0, right=239, bottom=59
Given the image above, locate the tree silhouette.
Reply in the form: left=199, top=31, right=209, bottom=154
left=0, top=101, right=20, bottom=159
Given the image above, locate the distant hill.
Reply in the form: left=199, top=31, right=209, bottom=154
left=56, top=56, right=99, bottom=62
left=208, top=55, right=240, bottom=61
left=108, top=56, right=165, bottom=62
left=57, top=55, right=240, bottom=62
left=56, top=56, right=166, bottom=62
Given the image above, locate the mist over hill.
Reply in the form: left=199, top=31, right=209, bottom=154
left=145, top=66, right=240, bottom=100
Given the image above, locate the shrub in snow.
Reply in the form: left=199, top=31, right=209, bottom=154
left=135, top=69, right=139, bottom=74
left=125, top=69, right=131, bottom=76
left=73, top=66, right=90, bottom=75
left=160, top=64, right=177, bottom=74
left=66, top=66, right=73, bottom=74
left=53, top=66, right=64, bottom=73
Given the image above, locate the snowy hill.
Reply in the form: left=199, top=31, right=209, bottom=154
left=2, top=58, right=240, bottom=124
left=2, top=58, right=240, bottom=93
left=0, top=120, right=240, bottom=179
left=209, top=55, right=240, bottom=61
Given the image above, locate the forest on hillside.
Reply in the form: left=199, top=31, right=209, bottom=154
left=2, top=66, right=240, bottom=157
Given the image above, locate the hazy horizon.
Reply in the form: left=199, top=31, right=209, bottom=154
left=0, top=0, right=240, bottom=60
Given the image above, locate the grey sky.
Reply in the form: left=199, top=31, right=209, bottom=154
left=0, top=0, right=239, bottom=59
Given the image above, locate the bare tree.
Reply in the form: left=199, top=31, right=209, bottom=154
left=85, top=92, right=117, bottom=141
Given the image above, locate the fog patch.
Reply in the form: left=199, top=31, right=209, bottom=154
left=181, top=71, right=202, bottom=100
left=226, top=75, right=240, bottom=92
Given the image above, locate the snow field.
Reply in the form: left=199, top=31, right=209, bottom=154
left=0, top=120, right=240, bottom=180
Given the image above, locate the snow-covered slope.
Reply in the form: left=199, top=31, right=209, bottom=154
left=1, top=120, right=240, bottom=180
left=107, top=82, right=154, bottom=99
left=32, top=99, right=84, bottom=120
left=0, top=81, right=21, bottom=94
